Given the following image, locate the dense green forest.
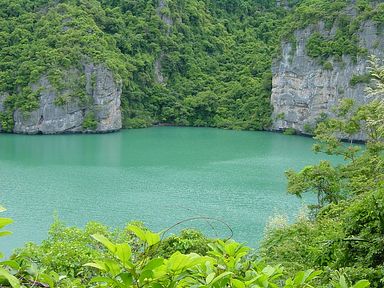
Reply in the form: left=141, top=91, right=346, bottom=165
left=0, top=0, right=384, bottom=287
left=0, top=48, right=383, bottom=288
left=1, top=0, right=383, bottom=131
left=1, top=89, right=383, bottom=287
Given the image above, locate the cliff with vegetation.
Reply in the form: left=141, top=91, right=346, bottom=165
left=11, top=64, right=122, bottom=134
left=0, top=0, right=280, bottom=134
left=0, top=2, right=383, bottom=286
left=271, top=1, right=384, bottom=138
left=0, top=0, right=383, bottom=134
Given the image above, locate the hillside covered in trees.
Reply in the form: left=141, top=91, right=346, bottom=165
left=0, top=0, right=383, bottom=133
left=0, top=0, right=384, bottom=287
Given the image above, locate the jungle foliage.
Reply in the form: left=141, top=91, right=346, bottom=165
left=2, top=97, right=383, bottom=286
left=0, top=0, right=384, bottom=287
left=0, top=0, right=383, bottom=130
left=0, top=217, right=371, bottom=288
left=260, top=59, right=384, bottom=287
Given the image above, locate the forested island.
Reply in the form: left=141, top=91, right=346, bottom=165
left=0, top=0, right=384, bottom=287
left=0, top=0, right=383, bottom=134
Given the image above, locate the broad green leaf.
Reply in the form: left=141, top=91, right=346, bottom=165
left=304, top=269, right=322, bottom=282
left=255, top=274, right=269, bottom=288
left=206, top=272, right=215, bottom=284
left=84, top=262, right=107, bottom=271
left=0, top=267, right=20, bottom=288
left=115, top=243, right=132, bottom=267
left=0, top=261, right=20, bottom=270
left=91, top=234, right=116, bottom=252
left=231, top=278, right=246, bottom=288
left=167, top=252, right=203, bottom=273
left=145, top=230, right=161, bottom=246
left=128, top=225, right=160, bottom=246
left=293, top=270, right=305, bottom=284
left=210, top=271, right=233, bottom=285
left=139, top=269, right=154, bottom=284
left=127, top=225, right=146, bottom=241
left=0, top=231, right=12, bottom=237
left=104, top=259, right=122, bottom=277
left=142, top=258, right=164, bottom=272
left=38, top=273, right=55, bottom=288
left=262, top=265, right=277, bottom=277
left=0, top=218, right=13, bottom=230
left=118, top=272, right=133, bottom=286
left=245, top=275, right=262, bottom=286
left=352, top=280, right=370, bottom=288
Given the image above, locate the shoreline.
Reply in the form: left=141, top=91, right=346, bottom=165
left=0, top=123, right=367, bottom=144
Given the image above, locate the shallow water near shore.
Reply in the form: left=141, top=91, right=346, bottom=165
left=0, top=127, right=331, bottom=254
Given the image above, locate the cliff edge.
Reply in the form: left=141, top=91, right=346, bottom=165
left=0, top=64, right=122, bottom=134
left=271, top=19, right=384, bottom=139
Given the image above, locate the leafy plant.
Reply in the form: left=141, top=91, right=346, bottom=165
left=0, top=206, right=20, bottom=288
left=82, top=111, right=98, bottom=130
left=261, top=59, right=384, bottom=287
left=85, top=225, right=326, bottom=288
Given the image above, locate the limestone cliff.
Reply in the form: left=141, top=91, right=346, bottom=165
left=0, top=93, right=7, bottom=132
left=3, top=64, right=122, bottom=134
left=154, top=0, right=173, bottom=85
left=276, top=0, right=291, bottom=9
left=271, top=20, right=384, bottom=139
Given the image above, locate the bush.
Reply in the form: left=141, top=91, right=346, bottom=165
left=82, top=112, right=98, bottom=130
left=349, top=73, right=371, bottom=86
left=283, top=127, right=296, bottom=135
left=123, top=117, right=151, bottom=129
left=323, top=61, right=333, bottom=70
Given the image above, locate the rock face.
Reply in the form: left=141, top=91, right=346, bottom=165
left=0, top=93, right=6, bottom=132
left=271, top=20, right=384, bottom=139
left=12, top=63, right=122, bottom=134
left=154, top=0, right=173, bottom=85
left=276, top=0, right=290, bottom=9
left=156, top=0, right=173, bottom=34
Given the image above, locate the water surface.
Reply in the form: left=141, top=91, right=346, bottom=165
left=0, top=127, right=328, bottom=253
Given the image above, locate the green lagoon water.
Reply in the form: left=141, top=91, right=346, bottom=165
left=0, top=127, right=327, bottom=254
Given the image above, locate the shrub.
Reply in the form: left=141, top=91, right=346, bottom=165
left=82, top=111, right=98, bottom=130
left=283, top=127, right=296, bottom=135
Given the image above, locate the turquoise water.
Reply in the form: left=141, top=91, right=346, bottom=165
left=0, top=127, right=327, bottom=254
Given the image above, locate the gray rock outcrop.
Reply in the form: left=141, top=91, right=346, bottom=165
left=154, top=0, right=173, bottom=85
left=0, top=93, right=6, bottom=132
left=13, top=63, right=122, bottom=134
left=271, top=20, right=384, bottom=140
left=156, top=0, right=173, bottom=34
left=276, top=0, right=290, bottom=9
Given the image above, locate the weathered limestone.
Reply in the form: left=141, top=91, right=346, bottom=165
left=154, top=53, right=166, bottom=84
left=0, top=93, right=6, bottom=132
left=13, top=63, right=122, bottom=134
left=156, top=0, right=173, bottom=34
left=154, top=0, right=173, bottom=85
left=271, top=20, right=384, bottom=140
left=276, top=0, right=290, bottom=9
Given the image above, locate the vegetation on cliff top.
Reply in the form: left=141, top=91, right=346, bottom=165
left=0, top=0, right=383, bottom=131
left=0, top=59, right=383, bottom=288
left=261, top=60, right=384, bottom=287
